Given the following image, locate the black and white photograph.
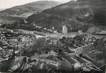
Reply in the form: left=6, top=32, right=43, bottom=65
left=0, top=0, right=106, bottom=73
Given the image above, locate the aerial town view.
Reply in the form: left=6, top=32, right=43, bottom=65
left=0, top=0, right=105, bottom=73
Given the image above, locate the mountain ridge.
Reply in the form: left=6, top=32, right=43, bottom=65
left=0, top=1, right=61, bottom=18
left=27, top=0, right=106, bottom=32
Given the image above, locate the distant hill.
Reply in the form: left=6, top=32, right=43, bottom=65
left=0, top=9, right=4, bottom=11
left=0, top=1, right=60, bottom=30
left=0, top=1, right=60, bottom=18
left=0, top=15, right=24, bottom=24
left=27, top=0, right=105, bottom=32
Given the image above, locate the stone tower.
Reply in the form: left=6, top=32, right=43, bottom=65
left=62, top=25, right=68, bottom=34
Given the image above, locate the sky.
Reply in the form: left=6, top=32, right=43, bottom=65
left=0, top=0, right=71, bottom=9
